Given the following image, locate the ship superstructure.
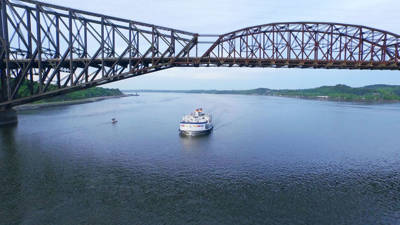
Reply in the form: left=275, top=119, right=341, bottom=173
left=179, top=108, right=213, bottom=136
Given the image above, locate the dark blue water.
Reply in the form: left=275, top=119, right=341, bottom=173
left=1, top=93, right=400, bottom=225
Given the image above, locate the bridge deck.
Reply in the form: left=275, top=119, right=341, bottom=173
left=6, top=58, right=400, bottom=70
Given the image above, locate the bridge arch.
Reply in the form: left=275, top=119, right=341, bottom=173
left=200, top=22, right=400, bottom=69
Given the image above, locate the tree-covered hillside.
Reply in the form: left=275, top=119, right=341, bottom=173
left=38, top=87, right=123, bottom=103
left=268, top=84, right=400, bottom=101
left=13, top=80, right=123, bottom=103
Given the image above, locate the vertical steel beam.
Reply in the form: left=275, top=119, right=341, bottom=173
left=194, top=33, right=197, bottom=59
left=0, top=2, right=4, bottom=102
left=55, top=14, right=60, bottom=88
left=26, top=8, right=33, bottom=94
left=369, top=31, right=375, bottom=62
left=382, top=33, right=387, bottom=62
left=358, top=27, right=363, bottom=63
left=128, top=22, right=132, bottom=71
left=344, top=27, right=348, bottom=62
left=272, top=26, right=275, bottom=60
left=191, top=34, right=198, bottom=63
left=233, top=38, right=236, bottom=63
left=238, top=35, right=242, bottom=58
left=151, top=26, right=155, bottom=66
left=330, top=25, right=333, bottom=62
left=112, top=25, right=115, bottom=57
left=287, top=31, right=291, bottom=61
left=69, top=10, right=73, bottom=85
left=136, top=29, right=139, bottom=58
left=36, top=4, right=43, bottom=94
left=301, top=24, right=304, bottom=61
left=1, top=0, right=10, bottom=101
left=101, top=16, right=104, bottom=77
left=84, top=20, right=88, bottom=83
left=339, top=31, right=343, bottom=61
left=171, top=31, right=175, bottom=57
left=258, top=34, right=261, bottom=61
left=0, top=0, right=7, bottom=101
left=112, top=24, right=115, bottom=75
left=314, top=31, right=318, bottom=61
left=217, top=41, right=220, bottom=59
left=220, top=39, right=223, bottom=59
left=245, top=33, right=248, bottom=59
left=3, top=2, right=10, bottom=101
left=262, top=32, right=265, bottom=59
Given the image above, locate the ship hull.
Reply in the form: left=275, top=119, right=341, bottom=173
left=179, top=126, right=213, bottom=136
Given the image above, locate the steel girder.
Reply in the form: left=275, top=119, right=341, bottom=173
left=0, top=0, right=400, bottom=108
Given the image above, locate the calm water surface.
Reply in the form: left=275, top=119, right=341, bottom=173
left=1, top=93, right=400, bottom=225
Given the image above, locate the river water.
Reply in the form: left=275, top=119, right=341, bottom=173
left=1, top=93, right=400, bottom=225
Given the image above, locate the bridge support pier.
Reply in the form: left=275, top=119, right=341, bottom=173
left=0, top=108, right=18, bottom=126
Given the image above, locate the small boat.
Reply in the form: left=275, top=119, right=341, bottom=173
left=179, top=108, right=213, bottom=136
left=111, top=118, right=118, bottom=124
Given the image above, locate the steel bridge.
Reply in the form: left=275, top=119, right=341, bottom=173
left=0, top=0, right=400, bottom=108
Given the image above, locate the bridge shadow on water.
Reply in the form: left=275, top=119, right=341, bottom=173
left=0, top=124, right=25, bottom=225
left=0, top=123, right=18, bottom=152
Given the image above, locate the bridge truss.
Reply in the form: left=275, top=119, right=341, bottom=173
left=0, top=0, right=399, bottom=108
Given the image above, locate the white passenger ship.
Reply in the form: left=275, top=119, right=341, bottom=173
left=179, top=108, right=213, bottom=136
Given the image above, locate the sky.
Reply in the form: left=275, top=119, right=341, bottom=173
left=45, top=0, right=400, bottom=90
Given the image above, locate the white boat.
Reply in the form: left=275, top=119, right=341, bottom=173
left=179, top=108, right=213, bottom=136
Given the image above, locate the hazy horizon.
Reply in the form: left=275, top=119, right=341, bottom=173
left=121, top=83, right=398, bottom=91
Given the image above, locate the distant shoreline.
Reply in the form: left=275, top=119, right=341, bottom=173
left=268, top=95, right=400, bottom=104
left=125, top=84, right=400, bottom=104
left=15, top=94, right=136, bottom=111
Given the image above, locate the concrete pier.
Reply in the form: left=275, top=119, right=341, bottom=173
left=0, top=108, right=18, bottom=126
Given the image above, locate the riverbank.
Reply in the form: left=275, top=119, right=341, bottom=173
left=132, top=91, right=399, bottom=104
left=14, top=94, right=135, bottom=111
